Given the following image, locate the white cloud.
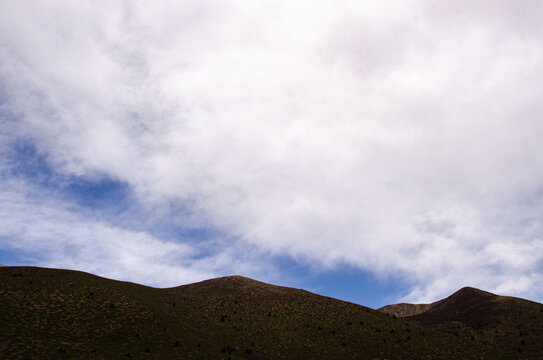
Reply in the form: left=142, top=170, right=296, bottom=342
left=2, top=0, right=543, bottom=302
left=0, top=175, right=214, bottom=285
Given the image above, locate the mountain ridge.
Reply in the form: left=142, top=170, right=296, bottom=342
left=380, top=285, right=543, bottom=357
left=0, top=266, right=518, bottom=359
left=378, top=287, right=496, bottom=318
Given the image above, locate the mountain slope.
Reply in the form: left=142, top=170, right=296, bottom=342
left=381, top=287, right=543, bottom=358
left=0, top=266, right=518, bottom=359
left=379, top=302, right=433, bottom=318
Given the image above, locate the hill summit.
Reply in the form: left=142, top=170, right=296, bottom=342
left=380, top=286, right=543, bottom=357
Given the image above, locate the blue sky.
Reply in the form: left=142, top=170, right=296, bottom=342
left=2, top=0, right=543, bottom=307
left=1, top=139, right=401, bottom=308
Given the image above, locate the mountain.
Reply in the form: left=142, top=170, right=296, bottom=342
left=0, top=266, right=517, bottom=359
left=378, top=303, right=433, bottom=318
left=380, top=287, right=543, bottom=358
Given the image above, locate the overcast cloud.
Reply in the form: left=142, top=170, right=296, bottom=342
left=2, top=0, right=543, bottom=303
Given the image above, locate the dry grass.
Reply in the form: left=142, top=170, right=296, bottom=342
left=0, top=267, right=521, bottom=359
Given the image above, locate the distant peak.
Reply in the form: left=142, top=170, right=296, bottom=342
left=424, top=286, right=497, bottom=311
left=205, top=275, right=260, bottom=283
left=452, top=286, right=493, bottom=297
left=219, top=275, right=252, bottom=280
left=458, top=286, right=481, bottom=292
left=177, top=275, right=265, bottom=290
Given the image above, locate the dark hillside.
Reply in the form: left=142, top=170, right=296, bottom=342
left=381, top=287, right=543, bottom=358
left=379, top=302, right=433, bottom=318
left=406, top=287, right=543, bottom=358
left=0, top=267, right=518, bottom=359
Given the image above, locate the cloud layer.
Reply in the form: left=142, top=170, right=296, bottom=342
left=2, top=0, right=543, bottom=302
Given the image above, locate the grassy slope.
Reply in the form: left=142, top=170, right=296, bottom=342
left=0, top=267, right=520, bottom=360
left=378, top=303, right=434, bottom=318
left=402, top=287, right=543, bottom=359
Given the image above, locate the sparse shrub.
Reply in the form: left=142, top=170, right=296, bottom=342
left=221, top=345, right=235, bottom=354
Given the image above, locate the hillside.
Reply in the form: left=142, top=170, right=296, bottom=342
left=0, top=266, right=519, bottom=359
left=381, top=287, right=543, bottom=358
left=378, top=303, right=433, bottom=318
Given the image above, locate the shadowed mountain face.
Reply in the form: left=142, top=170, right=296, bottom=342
left=378, top=303, right=434, bottom=318
left=0, top=267, right=519, bottom=360
left=378, top=287, right=493, bottom=318
left=380, top=287, right=543, bottom=358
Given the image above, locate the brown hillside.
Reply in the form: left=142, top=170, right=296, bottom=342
left=383, top=287, right=543, bottom=358
left=379, top=302, right=434, bottom=318
left=0, top=267, right=517, bottom=359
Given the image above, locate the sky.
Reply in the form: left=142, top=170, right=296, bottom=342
left=1, top=0, right=543, bottom=308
